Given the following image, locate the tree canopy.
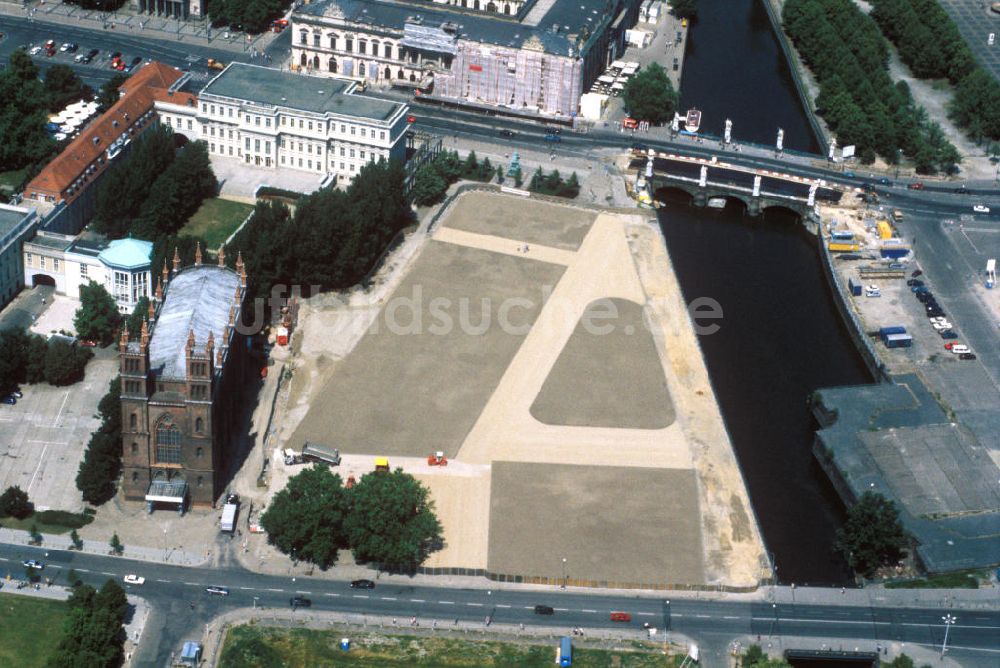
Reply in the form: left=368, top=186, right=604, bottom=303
left=47, top=580, right=129, bottom=668
left=208, top=0, right=292, bottom=33
left=623, top=63, right=678, bottom=124
left=0, top=329, right=92, bottom=391
left=0, top=485, right=33, bottom=519
left=344, top=469, right=443, bottom=572
left=74, top=281, right=122, bottom=346
left=44, top=339, right=93, bottom=386
left=44, top=65, right=92, bottom=113
left=96, top=73, right=128, bottom=113
left=76, top=377, right=122, bottom=505
left=836, top=491, right=909, bottom=577
left=669, top=0, right=697, bottom=19
left=260, top=465, right=349, bottom=569
left=0, top=50, right=55, bottom=173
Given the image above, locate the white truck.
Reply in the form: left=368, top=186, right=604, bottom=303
left=220, top=502, right=238, bottom=533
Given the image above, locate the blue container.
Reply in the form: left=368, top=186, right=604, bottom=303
left=848, top=278, right=862, bottom=297
left=340, top=638, right=350, bottom=651
left=559, top=637, right=572, bottom=666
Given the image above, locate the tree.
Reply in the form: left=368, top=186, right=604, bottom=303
left=94, top=580, right=128, bottom=620
left=495, top=164, right=505, bottom=184
left=96, top=73, right=128, bottom=113
left=24, top=335, right=48, bottom=385
left=76, top=378, right=123, bottom=505
left=836, top=491, right=908, bottom=577
left=0, top=329, right=30, bottom=395
left=29, top=523, right=42, bottom=544
left=74, top=282, right=121, bottom=346
left=410, top=164, right=449, bottom=206
left=70, top=529, right=84, bottom=550
left=622, top=63, right=678, bottom=124
left=669, top=0, right=698, bottom=19
left=344, top=469, right=443, bottom=572
left=259, top=464, right=348, bottom=569
left=0, top=50, right=54, bottom=172
left=44, top=339, right=92, bottom=386
left=66, top=568, right=81, bottom=587
left=125, top=297, right=150, bottom=337
left=109, top=533, right=123, bottom=556
left=49, top=580, right=128, bottom=668
left=0, top=485, right=33, bottom=519
left=44, top=65, right=91, bottom=113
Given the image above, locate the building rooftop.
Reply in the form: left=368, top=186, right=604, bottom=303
left=201, top=63, right=404, bottom=121
left=149, top=265, right=241, bottom=380
left=0, top=205, right=36, bottom=250
left=297, top=0, right=615, bottom=57
left=98, top=238, right=153, bottom=270
left=24, top=62, right=185, bottom=203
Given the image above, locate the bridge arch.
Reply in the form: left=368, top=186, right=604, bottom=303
left=652, top=185, right=694, bottom=206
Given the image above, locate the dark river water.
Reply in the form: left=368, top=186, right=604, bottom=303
left=658, top=0, right=871, bottom=585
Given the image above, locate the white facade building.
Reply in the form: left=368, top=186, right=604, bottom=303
left=23, top=233, right=153, bottom=313
left=155, top=63, right=410, bottom=183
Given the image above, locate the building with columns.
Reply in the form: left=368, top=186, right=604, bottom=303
left=132, top=0, right=206, bottom=20
left=119, top=244, right=249, bottom=512
left=155, top=63, right=409, bottom=183
left=290, top=0, right=642, bottom=118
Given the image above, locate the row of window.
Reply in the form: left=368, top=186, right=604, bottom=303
left=198, top=104, right=389, bottom=142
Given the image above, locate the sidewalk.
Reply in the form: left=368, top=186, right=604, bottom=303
left=0, top=527, right=208, bottom=567
left=0, top=0, right=280, bottom=54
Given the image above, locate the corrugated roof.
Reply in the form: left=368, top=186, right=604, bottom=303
left=149, top=265, right=241, bottom=380
left=25, top=62, right=185, bottom=203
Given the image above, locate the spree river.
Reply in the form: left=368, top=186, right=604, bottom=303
left=659, top=0, right=871, bottom=585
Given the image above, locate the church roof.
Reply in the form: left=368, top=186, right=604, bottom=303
left=98, top=238, right=153, bottom=270
left=149, top=265, right=241, bottom=380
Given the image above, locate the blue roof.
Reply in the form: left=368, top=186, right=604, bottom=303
left=98, top=238, right=153, bottom=270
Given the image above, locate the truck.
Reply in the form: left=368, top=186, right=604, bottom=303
left=879, top=326, right=912, bottom=348
left=220, top=502, right=238, bottom=533
left=302, top=441, right=341, bottom=466
left=206, top=58, right=226, bottom=71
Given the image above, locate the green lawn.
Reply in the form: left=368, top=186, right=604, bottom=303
left=220, top=626, right=681, bottom=668
left=885, top=570, right=984, bottom=589
left=0, top=593, right=67, bottom=668
left=0, top=510, right=94, bottom=535
left=0, top=167, right=29, bottom=193
left=180, top=198, right=254, bottom=250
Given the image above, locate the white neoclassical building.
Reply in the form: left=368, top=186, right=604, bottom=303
left=155, top=63, right=410, bottom=183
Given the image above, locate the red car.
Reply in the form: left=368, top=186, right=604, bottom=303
left=944, top=342, right=957, bottom=350
left=610, top=611, right=632, bottom=622
left=406, top=115, right=416, bottom=123
left=908, top=182, right=924, bottom=190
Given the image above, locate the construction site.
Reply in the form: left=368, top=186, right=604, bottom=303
left=264, top=189, right=767, bottom=589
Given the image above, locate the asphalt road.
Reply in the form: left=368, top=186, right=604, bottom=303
left=2, top=543, right=998, bottom=666
left=939, top=0, right=1000, bottom=82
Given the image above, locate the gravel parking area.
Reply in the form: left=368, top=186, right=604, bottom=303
left=0, top=352, right=117, bottom=512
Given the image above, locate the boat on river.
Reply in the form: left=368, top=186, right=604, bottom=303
left=684, top=108, right=702, bottom=133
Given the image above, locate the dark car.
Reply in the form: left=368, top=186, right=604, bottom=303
left=497, top=129, right=516, bottom=137
left=131, top=56, right=142, bottom=66
left=959, top=352, right=977, bottom=360
left=906, top=279, right=924, bottom=287
left=953, top=186, right=969, bottom=195
left=843, top=171, right=856, bottom=178
left=534, top=605, right=555, bottom=615
left=290, top=597, right=312, bottom=608
left=110, top=51, right=122, bottom=60
left=2, top=396, right=16, bottom=405
left=878, top=177, right=893, bottom=186
left=916, top=293, right=933, bottom=303
left=940, top=330, right=958, bottom=340
left=543, top=133, right=561, bottom=143
left=350, top=579, right=375, bottom=589
left=911, top=286, right=930, bottom=294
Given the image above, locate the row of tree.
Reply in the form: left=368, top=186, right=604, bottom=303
left=75, top=378, right=122, bottom=506
left=0, top=329, right=93, bottom=396
left=48, top=580, right=130, bottom=668
left=410, top=150, right=497, bottom=206
left=782, top=0, right=960, bottom=174
left=207, top=0, right=291, bottom=34
left=93, top=126, right=216, bottom=240
left=260, top=465, right=443, bottom=572
left=668, top=0, right=698, bottom=20
left=868, top=0, right=1000, bottom=142
left=527, top=167, right=581, bottom=198
left=229, top=159, right=413, bottom=299
left=0, top=51, right=91, bottom=175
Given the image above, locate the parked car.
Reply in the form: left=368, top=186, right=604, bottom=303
left=959, top=352, right=977, bottom=360
left=2, top=396, right=16, bottom=405
left=79, top=339, right=97, bottom=347
left=60, top=43, right=77, bottom=52
left=906, top=279, right=924, bottom=287
left=11, top=390, right=22, bottom=398
left=953, top=185, right=969, bottom=195
left=932, top=321, right=953, bottom=331
left=123, top=574, right=145, bottom=585
left=610, top=611, right=632, bottom=622
left=290, top=597, right=312, bottom=608
left=843, top=171, right=856, bottom=178
left=543, top=133, right=562, bottom=143
left=406, top=115, right=416, bottom=123
left=22, top=560, right=44, bottom=570
left=912, top=286, right=930, bottom=293
left=940, top=330, right=958, bottom=339
left=907, top=182, right=924, bottom=190
left=350, top=579, right=375, bottom=589
left=878, top=177, right=893, bottom=186
left=950, top=344, right=971, bottom=354
left=973, top=204, right=990, bottom=214
left=534, top=605, right=555, bottom=615
left=911, top=269, right=923, bottom=277
left=865, top=285, right=881, bottom=298
left=29, top=45, right=42, bottom=55
left=205, top=586, right=230, bottom=596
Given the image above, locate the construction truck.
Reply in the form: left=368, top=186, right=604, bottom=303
left=427, top=451, right=448, bottom=466
left=207, top=58, right=226, bottom=71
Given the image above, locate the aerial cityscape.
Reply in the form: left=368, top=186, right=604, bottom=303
left=0, top=0, right=998, bottom=665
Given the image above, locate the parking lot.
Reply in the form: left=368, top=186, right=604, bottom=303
left=0, top=350, right=117, bottom=512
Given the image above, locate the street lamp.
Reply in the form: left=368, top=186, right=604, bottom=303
left=895, top=148, right=903, bottom=179
left=253, top=596, right=259, bottom=610
left=941, top=614, right=956, bottom=657
left=561, top=558, right=567, bottom=589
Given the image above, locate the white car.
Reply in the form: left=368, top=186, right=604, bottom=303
left=950, top=344, right=971, bottom=354
left=29, top=46, right=42, bottom=56
left=865, top=286, right=881, bottom=297
left=123, top=574, right=145, bottom=585
left=932, top=321, right=953, bottom=330
left=973, top=204, right=990, bottom=214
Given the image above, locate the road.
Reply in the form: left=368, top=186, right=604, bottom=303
left=2, top=543, right=998, bottom=666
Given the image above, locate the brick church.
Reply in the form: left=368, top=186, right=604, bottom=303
left=119, top=244, right=248, bottom=512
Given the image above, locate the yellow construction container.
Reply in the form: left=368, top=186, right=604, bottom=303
left=375, top=457, right=389, bottom=472
left=828, top=242, right=861, bottom=252
left=877, top=220, right=893, bottom=240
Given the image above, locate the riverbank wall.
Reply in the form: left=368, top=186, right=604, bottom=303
left=759, top=0, right=830, bottom=151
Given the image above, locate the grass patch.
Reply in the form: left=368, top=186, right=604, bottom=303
left=180, top=197, right=254, bottom=250
left=220, top=626, right=682, bottom=667
left=885, top=570, right=983, bottom=589
left=0, top=509, right=94, bottom=535
left=0, top=593, right=68, bottom=668
left=0, top=167, right=29, bottom=193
